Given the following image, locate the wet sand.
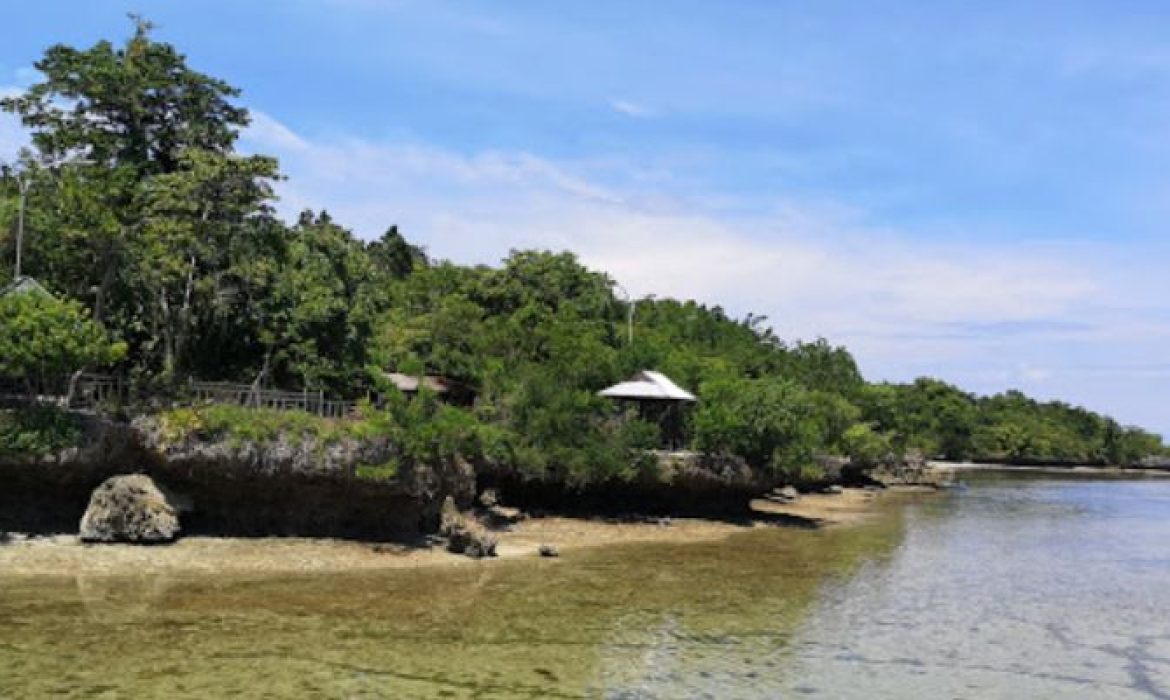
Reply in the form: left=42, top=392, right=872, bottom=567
left=0, top=488, right=900, bottom=577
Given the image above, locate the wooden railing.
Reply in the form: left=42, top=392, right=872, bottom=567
left=0, top=374, right=365, bottom=419
left=0, top=373, right=125, bottom=410
left=188, top=381, right=362, bottom=418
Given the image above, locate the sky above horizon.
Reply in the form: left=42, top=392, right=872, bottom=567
left=4, top=1, right=1170, bottom=435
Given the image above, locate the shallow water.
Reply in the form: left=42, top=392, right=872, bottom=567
left=2, top=473, right=1169, bottom=698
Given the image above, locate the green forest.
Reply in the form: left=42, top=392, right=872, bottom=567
left=1, top=22, right=1164, bottom=481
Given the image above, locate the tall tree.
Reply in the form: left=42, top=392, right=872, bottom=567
left=137, top=149, right=279, bottom=377
left=1, top=16, right=247, bottom=175
left=1, top=16, right=254, bottom=325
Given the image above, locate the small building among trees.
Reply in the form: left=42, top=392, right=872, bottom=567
left=0, top=275, right=54, bottom=300
left=599, top=370, right=697, bottom=450
left=381, top=371, right=474, bottom=405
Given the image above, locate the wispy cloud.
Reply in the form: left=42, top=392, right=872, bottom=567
left=246, top=111, right=310, bottom=153
left=240, top=112, right=1170, bottom=436
left=610, top=99, right=653, bottom=118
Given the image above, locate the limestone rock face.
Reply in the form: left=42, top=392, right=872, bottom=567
left=439, top=496, right=497, bottom=558
left=866, top=450, right=951, bottom=487
left=79, top=474, right=183, bottom=543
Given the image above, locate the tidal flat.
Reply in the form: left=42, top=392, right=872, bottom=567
left=2, top=474, right=1169, bottom=698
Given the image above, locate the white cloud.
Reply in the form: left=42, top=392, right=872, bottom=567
left=246, top=111, right=310, bottom=153
left=610, top=99, right=653, bottom=118
left=244, top=113, right=1097, bottom=329
left=243, top=112, right=1170, bottom=433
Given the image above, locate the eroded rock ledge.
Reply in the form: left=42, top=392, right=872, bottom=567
left=0, top=414, right=474, bottom=541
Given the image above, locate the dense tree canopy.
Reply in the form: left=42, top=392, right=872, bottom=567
left=0, top=288, right=125, bottom=397
left=1, top=21, right=1164, bottom=480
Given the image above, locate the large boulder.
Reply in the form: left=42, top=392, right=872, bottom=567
left=439, top=496, right=497, bottom=558
left=79, top=474, right=184, bottom=543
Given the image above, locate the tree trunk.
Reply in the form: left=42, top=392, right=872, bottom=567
left=173, top=251, right=198, bottom=375
left=249, top=350, right=272, bottom=407
left=64, top=369, right=84, bottom=408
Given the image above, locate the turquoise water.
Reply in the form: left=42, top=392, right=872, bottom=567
left=2, top=472, right=1169, bottom=698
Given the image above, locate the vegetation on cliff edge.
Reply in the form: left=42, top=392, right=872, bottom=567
left=0, top=21, right=1164, bottom=480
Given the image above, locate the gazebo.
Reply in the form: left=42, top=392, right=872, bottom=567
left=599, top=370, right=696, bottom=449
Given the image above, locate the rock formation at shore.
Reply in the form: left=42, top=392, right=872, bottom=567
left=0, top=413, right=476, bottom=541
left=478, top=451, right=789, bottom=517
left=79, top=474, right=183, bottom=543
left=439, top=496, right=497, bottom=558
left=0, top=409, right=947, bottom=544
left=847, top=450, right=952, bottom=488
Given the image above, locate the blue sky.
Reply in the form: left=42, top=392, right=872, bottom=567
left=4, top=1, right=1170, bottom=434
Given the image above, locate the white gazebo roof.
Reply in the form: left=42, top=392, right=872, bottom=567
left=599, top=370, right=696, bottom=402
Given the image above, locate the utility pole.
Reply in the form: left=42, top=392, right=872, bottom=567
left=14, top=174, right=28, bottom=280
left=628, top=299, right=636, bottom=345
left=614, top=285, right=655, bottom=346
left=615, top=284, right=636, bottom=345
left=8, top=154, right=93, bottom=280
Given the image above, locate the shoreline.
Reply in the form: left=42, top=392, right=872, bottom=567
left=0, top=487, right=904, bottom=577
left=931, top=460, right=1170, bottom=477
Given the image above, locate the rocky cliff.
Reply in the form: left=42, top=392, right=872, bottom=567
left=0, top=413, right=474, bottom=540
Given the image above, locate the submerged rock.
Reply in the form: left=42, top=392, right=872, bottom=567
left=79, top=474, right=183, bottom=544
left=538, top=544, right=560, bottom=558
left=439, top=496, right=497, bottom=558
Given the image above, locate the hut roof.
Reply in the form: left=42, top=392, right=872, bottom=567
left=384, top=372, right=450, bottom=394
left=599, top=370, right=696, bottom=402
left=0, top=276, right=53, bottom=300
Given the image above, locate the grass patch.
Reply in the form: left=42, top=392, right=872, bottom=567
left=156, top=404, right=393, bottom=447
left=355, top=460, right=400, bottom=481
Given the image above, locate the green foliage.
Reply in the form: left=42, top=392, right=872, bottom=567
left=0, top=406, right=83, bottom=456
left=1, top=17, right=246, bottom=176
left=0, top=290, right=125, bottom=392
left=157, top=404, right=365, bottom=447
left=841, top=423, right=895, bottom=467
left=692, top=377, right=823, bottom=475
left=500, top=367, right=655, bottom=484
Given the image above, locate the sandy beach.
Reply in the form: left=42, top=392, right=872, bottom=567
left=0, top=488, right=898, bottom=577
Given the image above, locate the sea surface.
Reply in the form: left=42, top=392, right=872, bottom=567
left=2, top=471, right=1169, bottom=698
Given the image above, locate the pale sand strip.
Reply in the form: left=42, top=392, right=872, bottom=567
left=0, top=488, right=903, bottom=577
